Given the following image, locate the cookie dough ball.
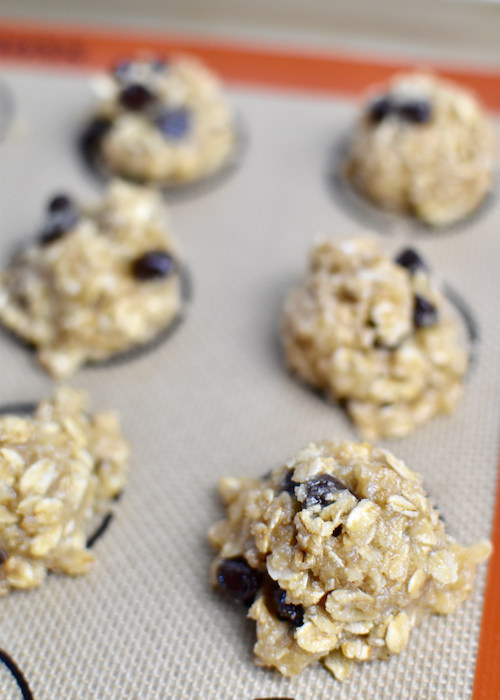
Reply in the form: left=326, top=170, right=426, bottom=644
left=0, top=180, right=182, bottom=379
left=83, top=56, right=237, bottom=185
left=346, top=73, right=496, bottom=226
left=0, top=386, right=129, bottom=595
left=282, top=238, right=467, bottom=439
left=209, top=439, right=490, bottom=679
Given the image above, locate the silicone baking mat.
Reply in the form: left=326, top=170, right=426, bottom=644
left=0, top=20, right=499, bottom=700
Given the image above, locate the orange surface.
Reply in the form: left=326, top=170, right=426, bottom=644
left=0, top=18, right=500, bottom=110
left=472, top=447, right=500, bottom=700
left=1, top=18, right=500, bottom=699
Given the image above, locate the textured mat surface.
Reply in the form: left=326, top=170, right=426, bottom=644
left=0, top=66, right=499, bottom=700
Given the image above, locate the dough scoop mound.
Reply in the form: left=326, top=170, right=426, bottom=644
left=209, top=439, right=490, bottom=679
left=346, top=72, right=496, bottom=226
left=0, top=180, right=182, bottom=378
left=282, top=237, right=467, bottom=438
left=86, top=55, right=237, bottom=185
left=0, top=386, right=129, bottom=595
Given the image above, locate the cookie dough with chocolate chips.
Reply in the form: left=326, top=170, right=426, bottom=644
left=345, top=72, right=496, bottom=226
left=0, top=386, right=129, bottom=595
left=84, top=56, right=237, bottom=186
left=282, top=237, right=467, bottom=439
left=0, top=180, right=182, bottom=379
left=209, top=440, right=491, bottom=679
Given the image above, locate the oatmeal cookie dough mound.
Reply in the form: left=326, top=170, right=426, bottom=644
left=0, top=180, right=182, bottom=379
left=282, top=237, right=467, bottom=439
left=209, top=440, right=491, bottom=679
left=345, top=72, right=496, bottom=226
left=0, top=386, right=129, bottom=595
left=84, top=56, right=237, bottom=185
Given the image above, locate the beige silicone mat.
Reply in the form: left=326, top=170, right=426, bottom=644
left=0, top=65, right=499, bottom=700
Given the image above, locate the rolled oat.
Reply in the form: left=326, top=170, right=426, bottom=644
left=0, top=386, right=129, bottom=595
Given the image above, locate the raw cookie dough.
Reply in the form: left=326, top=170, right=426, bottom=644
left=84, top=55, right=237, bottom=185
left=282, top=237, right=467, bottom=439
left=345, top=72, right=496, bottom=226
left=0, top=386, right=129, bottom=595
left=209, top=439, right=491, bottom=679
left=0, top=180, right=182, bottom=379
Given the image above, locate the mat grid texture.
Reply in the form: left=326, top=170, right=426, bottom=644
left=0, top=68, right=499, bottom=699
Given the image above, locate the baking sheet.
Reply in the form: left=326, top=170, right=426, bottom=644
left=0, top=53, right=499, bottom=700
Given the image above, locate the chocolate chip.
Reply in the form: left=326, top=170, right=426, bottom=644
left=150, top=58, right=167, bottom=72
left=0, top=549, right=7, bottom=565
left=80, top=117, right=112, bottom=161
left=303, top=474, right=346, bottom=510
left=41, top=195, right=79, bottom=244
left=332, top=525, right=343, bottom=537
left=113, top=60, right=135, bottom=83
left=395, top=248, right=427, bottom=274
left=217, top=557, right=261, bottom=605
left=398, top=100, right=432, bottom=124
left=132, top=251, right=177, bottom=280
left=39, top=207, right=79, bottom=246
left=155, top=107, right=191, bottom=139
left=119, top=83, right=155, bottom=111
left=280, top=469, right=297, bottom=498
left=47, top=194, right=74, bottom=214
left=273, top=587, right=304, bottom=627
left=368, top=96, right=393, bottom=124
left=413, top=294, right=438, bottom=328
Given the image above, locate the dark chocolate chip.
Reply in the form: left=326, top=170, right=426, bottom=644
left=413, top=294, right=438, bottom=328
left=150, top=58, right=168, bottom=72
left=368, top=96, right=393, bottom=124
left=303, top=473, right=346, bottom=510
left=39, top=207, right=80, bottom=246
left=0, top=549, right=7, bottom=565
left=80, top=117, right=112, bottom=160
left=119, top=83, right=155, bottom=111
left=47, top=194, right=74, bottom=214
left=273, top=587, right=304, bottom=627
left=395, top=248, right=427, bottom=274
left=155, top=106, right=191, bottom=139
left=280, top=469, right=297, bottom=498
left=132, top=250, right=177, bottom=280
left=217, top=557, right=261, bottom=605
left=332, top=525, right=343, bottom=537
left=113, top=60, right=135, bottom=83
left=398, top=100, right=432, bottom=124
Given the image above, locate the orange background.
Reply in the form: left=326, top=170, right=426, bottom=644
left=1, top=19, right=500, bottom=111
